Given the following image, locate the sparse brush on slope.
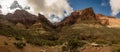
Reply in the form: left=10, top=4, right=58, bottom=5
left=0, top=7, right=120, bottom=52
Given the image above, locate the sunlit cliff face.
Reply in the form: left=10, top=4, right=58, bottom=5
left=0, top=0, right=73, bottom=22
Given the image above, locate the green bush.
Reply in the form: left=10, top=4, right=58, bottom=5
left=68, top=39, right=86, bottom=49
left=95, top=39, right=107, bottom=44
left=14, top=42, right=26, bottom=49
left=110, top=40, right=120, bottom=44
left=15, top=37, right=23, bottom=41
left=62, top=46, right=69, bottom=51
left=112, top=48, right=120, bottom=52
left=1, top=18, right=120, bottom=51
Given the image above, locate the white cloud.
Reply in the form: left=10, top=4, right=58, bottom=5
left=27, top=0, right=73, bottom=22
left=110, top=0, right=120, bottom=16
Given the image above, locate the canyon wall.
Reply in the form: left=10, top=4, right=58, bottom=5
left=96, top=14, right=120, bottom=28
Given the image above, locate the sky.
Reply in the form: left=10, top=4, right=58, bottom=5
left=0, top=0, right=120, bottom=22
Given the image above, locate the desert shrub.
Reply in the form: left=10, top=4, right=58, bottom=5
left=62, top=46, right=69, bottom=51
left=26, top=35, right=60, bottom=46
left=15, top=36, right=23, bottom=41
left=95, top=39, right=107, bottom=44
left=67, top=39, right=86, bottom=51
left=61, top=39, right=85, bottom=52
left=116, top=49, right=120, bottom=52
left=38, top=34, right=59, bottom=41
left=112, top=48, right=120, bottom=52
left=110, top=40, right=120, bottom=44
left=14, top=42, right=26, bottom=49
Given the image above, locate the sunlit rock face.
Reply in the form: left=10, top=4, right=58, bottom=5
left=108, top=18, right=120, bottom=28
left=96, top=14, right=120, bottom=28
left=96, top=14, right=109, bottom=25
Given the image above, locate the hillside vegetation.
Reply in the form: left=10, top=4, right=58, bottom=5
left=1, top=20, right=120, bottom=52
left=0, top=8, right=120, bottom=52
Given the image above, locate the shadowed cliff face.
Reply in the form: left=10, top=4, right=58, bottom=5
left=37, top=13, right=56, bottom=28
left=1, top=10, right=54, bottom=29
left=3, top=10, right=37, bottom=25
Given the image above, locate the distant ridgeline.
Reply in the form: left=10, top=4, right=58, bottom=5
left=0, top=7, right=120, bottom=28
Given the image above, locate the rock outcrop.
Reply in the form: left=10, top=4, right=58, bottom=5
left=57, top=7, right=120, bottom=28
left=58, top=7, right=96, bottom=27
left=2, top=10, right=54, bottom=29
left=1, top=7, right=120, bottom=28
left=37, top=14, right=55, bottom=28
left=4, top=10, right=53, bottom=26
left=3, top=10, right=37, bottom=25
left=96, top=14, right=120, bottom=28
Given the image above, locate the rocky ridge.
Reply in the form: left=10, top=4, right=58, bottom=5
left=0, top=7, right=120, bottom=28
